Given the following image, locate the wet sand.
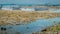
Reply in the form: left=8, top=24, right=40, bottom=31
left=0, top=10, right=60, bottom=25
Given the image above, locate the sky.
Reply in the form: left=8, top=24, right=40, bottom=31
left=0, top=0, right=60, bottom=5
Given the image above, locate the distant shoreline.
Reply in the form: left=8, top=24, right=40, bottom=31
left=0, top=4, right=60, bottom=6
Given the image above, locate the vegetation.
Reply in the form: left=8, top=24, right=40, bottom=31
left=32, top=22, right=60, bottom=34
left=0, top=10, right=60, bottom=25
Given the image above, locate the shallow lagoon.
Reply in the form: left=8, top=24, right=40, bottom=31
left=0, top=17, right=60, bottom=34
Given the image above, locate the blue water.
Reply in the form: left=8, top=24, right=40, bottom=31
left=0, top=0, right=60, bottom=5
left=0, top=17, right=60, bottom=34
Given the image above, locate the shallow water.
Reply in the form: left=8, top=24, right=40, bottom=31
left=0, top=17, right=60, bottom=34
left=48, top=9, right=60, bottom=12
left=53, top=9, right=60, bottom=12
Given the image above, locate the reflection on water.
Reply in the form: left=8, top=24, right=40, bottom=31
left=0, top=17, right=60, bottom=34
